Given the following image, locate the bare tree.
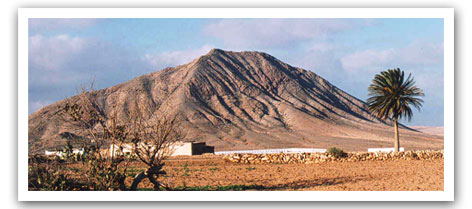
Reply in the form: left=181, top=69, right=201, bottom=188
left=128, top=103, right=185, bottom=191
left=62, top=84, right=131, bottom=190
left=61, top=83, right=185, bottom=191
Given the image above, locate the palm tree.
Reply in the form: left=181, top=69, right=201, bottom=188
left=367, top=68, right=424, bottom=152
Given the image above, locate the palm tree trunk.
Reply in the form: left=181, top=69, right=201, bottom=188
left=394, top=118, right=400, bottom=152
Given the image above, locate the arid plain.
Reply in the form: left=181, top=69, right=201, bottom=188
left=125, top=155, right=443, bottom=191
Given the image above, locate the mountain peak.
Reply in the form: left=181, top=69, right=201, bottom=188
left=208, top=48, right=225, bottom=55
left=206, top=48, right=270, bottom=58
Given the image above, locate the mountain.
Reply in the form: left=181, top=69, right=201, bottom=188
left=411, top=126, right=444, bottom=136
left=28, top=49, right=443, bottom=153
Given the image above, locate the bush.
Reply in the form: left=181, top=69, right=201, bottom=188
left=28, top=155, right=84, bottom=191
left=327, top=147, right=347, bottom=158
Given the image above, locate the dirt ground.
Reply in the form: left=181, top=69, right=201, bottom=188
left=127, top=155, right=443, bottom=191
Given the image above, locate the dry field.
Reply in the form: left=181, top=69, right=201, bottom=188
left=126, top=155, right=443, bottom=191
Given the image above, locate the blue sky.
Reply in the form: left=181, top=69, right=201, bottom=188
left=28, top=18, right=444, bottom=126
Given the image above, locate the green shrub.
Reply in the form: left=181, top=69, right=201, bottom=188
left=327, top=147, right=347, bottom=158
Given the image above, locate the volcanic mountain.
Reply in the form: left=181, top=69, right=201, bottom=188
left=28, top=49, right=443, bottom=153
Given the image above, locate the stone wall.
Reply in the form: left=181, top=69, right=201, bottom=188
left=223, top=150, right=444, bottom=164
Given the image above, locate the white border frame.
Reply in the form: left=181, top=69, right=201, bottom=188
left=18, top=8, right=454, bottom=201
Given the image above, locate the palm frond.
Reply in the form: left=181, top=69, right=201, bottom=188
left=367, top=68, right=424, bottom=121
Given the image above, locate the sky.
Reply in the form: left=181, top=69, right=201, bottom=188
left=28, top=18, right=444, bottom=126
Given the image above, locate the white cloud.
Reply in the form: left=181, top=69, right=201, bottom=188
left=340, top=42, right=444, bottom=72
left=28, top=33, right=155, bottom=115
left=143, top=45, right=215, bottom=68
left=308, top=42, right=335, bottom=52
left=203, top=19, right=367, bottom=48
left=340, top=48, right=396, bottom=72
left=29, top=34, right=87, bottom=71
left=29, top=18, right=98, bottom=30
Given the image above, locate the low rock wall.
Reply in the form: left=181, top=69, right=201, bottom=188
left=223, top=150, right=444, bottom=164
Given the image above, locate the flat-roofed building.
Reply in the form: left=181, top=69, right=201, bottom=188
left=108, top=141, right=214, bottom=157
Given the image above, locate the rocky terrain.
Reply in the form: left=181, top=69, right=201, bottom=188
left=28, top=49, right=443, bottom=153
left=223, top=150, right=444, bottom=164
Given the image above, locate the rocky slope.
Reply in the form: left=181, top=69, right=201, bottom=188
left=28, top=49, right=443, bottom=153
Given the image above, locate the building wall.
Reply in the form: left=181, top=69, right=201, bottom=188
left=108, top=144, right=134, bottom=157
left=106, top=141, right=214, bottom=157
left=192, top=142, right=214, bottom=155
left=170, top=142, right=214, bottom=156
left=170, top=142, right=193, bottom=156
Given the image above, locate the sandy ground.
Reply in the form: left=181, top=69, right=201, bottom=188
left=127, top=155, right=443, bottom=191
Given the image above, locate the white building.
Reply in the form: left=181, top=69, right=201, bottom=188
left=108, top=141, right=214, bottom=157
left=44, top=148, right=84, bottom=157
